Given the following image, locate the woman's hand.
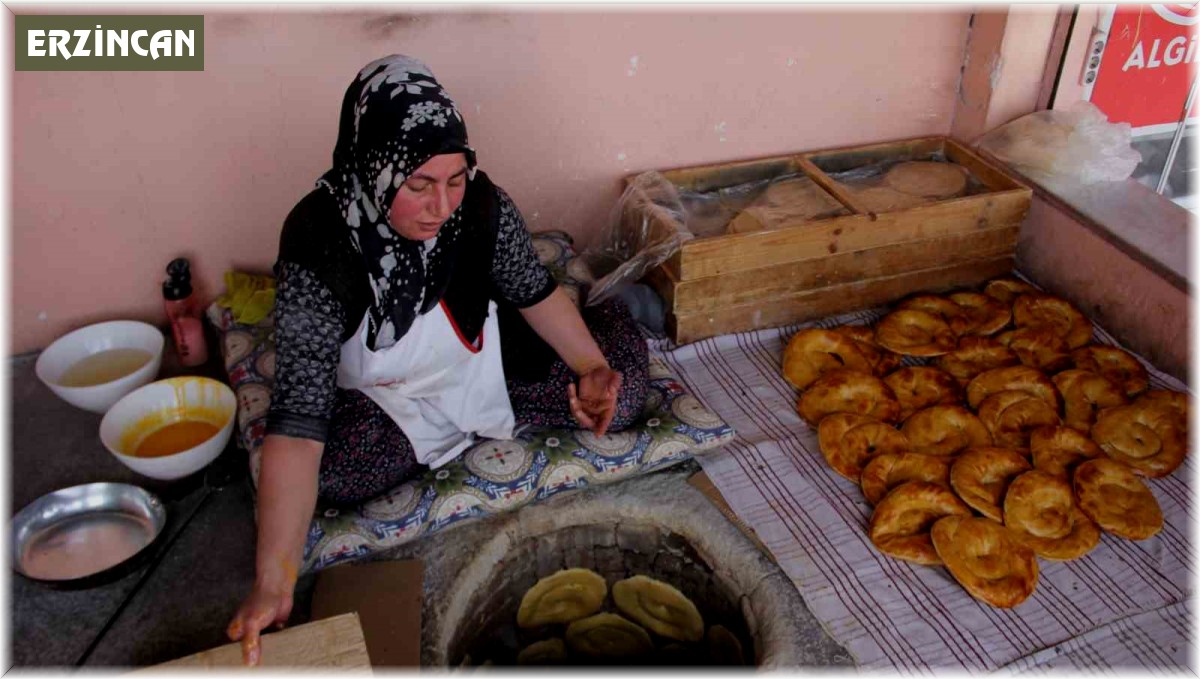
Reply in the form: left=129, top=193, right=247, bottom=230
left=568, top=365, right=623, bottom=436
left=226, top=568, right=296, bottom=666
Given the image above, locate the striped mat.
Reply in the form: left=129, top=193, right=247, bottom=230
left=649, top=308, right=1193, bottom=671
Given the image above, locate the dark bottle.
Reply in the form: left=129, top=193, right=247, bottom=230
left=162, top=258, right=209, bottom=367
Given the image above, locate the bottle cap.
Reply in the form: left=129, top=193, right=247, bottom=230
left=166, top=258, right=191, bottom=280
left=163, top=278, right=193, bottom=301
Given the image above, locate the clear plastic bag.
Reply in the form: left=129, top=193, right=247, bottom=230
left=976, top=102, right=1142, bottom=190
left=582, top=171, right=694, bottom=306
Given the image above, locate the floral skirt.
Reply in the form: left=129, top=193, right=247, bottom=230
left=317, top=299, right=648, bottom=506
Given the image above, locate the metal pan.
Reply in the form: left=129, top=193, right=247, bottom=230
left=11, top=482, right=167, bottom=589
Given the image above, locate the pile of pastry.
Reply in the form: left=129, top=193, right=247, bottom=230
left=473, top=568, right=744, bottom=666
left=781, top=277, right=1188, bottom=609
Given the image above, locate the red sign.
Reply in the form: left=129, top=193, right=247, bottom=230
left=1089, top=4, right=1198, bottom=131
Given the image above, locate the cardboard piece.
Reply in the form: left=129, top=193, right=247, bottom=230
left=311, top=559, right=424, bottom=667
left=144, top=612, right=371, bottom=669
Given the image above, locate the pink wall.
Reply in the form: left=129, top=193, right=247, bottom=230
left=985, top=4, right=1060, bottom=131
left=11, top=8, right=975, bottom=354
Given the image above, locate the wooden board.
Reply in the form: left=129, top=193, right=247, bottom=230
left=664, top=190, right=1028, bottom=280
left=801, top=136, right=946, bottom=175
left=943, top=137, right=1027, bottom=192
left=667, top=256, right=1015, bottom=344
left=658, top=154, right=803, bottom=193
left=143, top=613, right=372, bottom=670
left=657, top=225, right=1019, bottom=314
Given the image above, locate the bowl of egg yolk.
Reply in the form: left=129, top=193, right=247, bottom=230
left=99, top=376, right=237, bottom=480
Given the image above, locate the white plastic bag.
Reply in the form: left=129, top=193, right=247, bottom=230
left=976, top=102, right=1142, bottom=190
left=582, top=171, right=693, bottom=306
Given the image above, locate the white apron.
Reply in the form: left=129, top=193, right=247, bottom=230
left=337, top=298, right=515, bottom=469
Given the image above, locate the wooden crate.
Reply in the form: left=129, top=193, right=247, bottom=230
left=637, top=136, right=1032, bottom=344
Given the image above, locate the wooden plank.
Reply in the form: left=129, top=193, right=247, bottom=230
left=669, top=225, right=1019, bottom=313
left=674, top=190, right=1029, bottom=279
left=794, top=155, right=868, bottom=214
left=143, top=613, right=372, bottom=670
left=669, top=256, right=1015, bottom=344
left=943, top=137, right=1029, bottom=192
left=657, top=155, right=802, bottom=193
left=802, top=136, right=946, bottom=174
left=642, top=261, right=678, bottom=311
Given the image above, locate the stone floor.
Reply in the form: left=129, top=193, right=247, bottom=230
left=8, top=348, right=851, bottom=668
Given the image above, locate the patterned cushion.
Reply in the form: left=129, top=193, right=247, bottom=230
left=208, top=231, right=735, bottom=574
left=302, top=356, right=733, bottom=572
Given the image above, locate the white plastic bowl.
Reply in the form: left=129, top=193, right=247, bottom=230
left=34, top=320, right=165, bottom=414
left=99, top=377, right=237, bottom=481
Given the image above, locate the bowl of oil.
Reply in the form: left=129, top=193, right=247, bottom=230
left=98, top=376, right=237, bottom=480
left=35, top=320, right=165, bottom=414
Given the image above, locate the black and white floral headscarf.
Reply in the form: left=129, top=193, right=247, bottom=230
left=318, top=54, right=478, bottom=350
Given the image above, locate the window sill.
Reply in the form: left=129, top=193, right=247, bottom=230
left=978, top=154, right=1191, bottom=293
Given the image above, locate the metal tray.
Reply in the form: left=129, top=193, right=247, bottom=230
left=11, top=482, right=167, bottom=588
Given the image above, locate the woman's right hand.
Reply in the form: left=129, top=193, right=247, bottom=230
left=226, top=568, right=296, bottom=666
left=231, top=435, right=321, bottom=665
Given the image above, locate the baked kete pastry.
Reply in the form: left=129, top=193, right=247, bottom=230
left=875, top=309, right=958, bottom=357
left=949, top=446, right=1033, bottom=521
left=1003, top=469, right=1100, bottom=560
left=782, top=328, right=874, bottom=390
left=935, top=336, right=1020, bottom=387
left=1071, top=345, right=1150, bottom=398
left=868, top=481, right=972, bottom=565
left=1073, top=458, right=1163, bottom=540
left=947, top=291, right=1011, bottom=336
left=931, top=515, right=1039, bottom=608
left=860, top=452, right=954, bottom=506
left=977, top=390, right=1062, bottom=449
left=884, top=366, right=964, bottom=422
left=900, top=405, right=992, bottom=457
left=1052, top=369, right=1128, bottom=432
left=818, top=412, right=910, bottom=482
left=1012, top=293, right=1091, bottom=349
left=796, top=368, right=901, bottom=426
left=1029, top=425, right=1102, bottom=480
left=966, top=365, right=1061, bottom=412
left=1091, top=402, right=1186, bottom=478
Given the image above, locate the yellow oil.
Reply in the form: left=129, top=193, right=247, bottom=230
left=58, top=348, right=152, bottom=387
left=133, top=420, right=219, bottom=458
left=120, top=378, right=229, bottom=459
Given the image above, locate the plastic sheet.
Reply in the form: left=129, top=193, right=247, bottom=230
left=583, top=172, right=693, bottom=306
left=822, top=155, right=985, bottom=214
left=976, top=102, right=1142, bottom=191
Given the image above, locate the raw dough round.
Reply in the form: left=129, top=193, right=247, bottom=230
left=517, top=568, right=608, bottom=628
left=884, top=161, right=969, bottom=199
left=612, top=575, right=704, bottom=642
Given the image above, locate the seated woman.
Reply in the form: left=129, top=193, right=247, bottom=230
left=226, top=54, right=648, bottom=665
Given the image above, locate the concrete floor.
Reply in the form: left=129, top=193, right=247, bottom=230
left=8, top=349, right=850, bottom=668
left=8, top=351, right=269, bottom=667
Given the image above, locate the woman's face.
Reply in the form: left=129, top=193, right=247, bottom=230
left=389, top=153, right=469, bottom=241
